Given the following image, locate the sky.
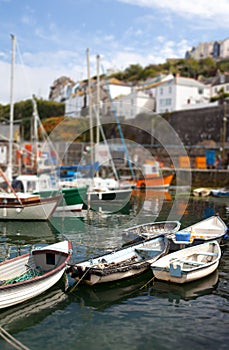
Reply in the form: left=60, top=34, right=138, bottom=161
left=0, top=0, right=229, bottom=104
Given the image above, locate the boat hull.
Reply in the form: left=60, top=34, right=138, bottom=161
left=122, top=220, right=181, bottom=245
left=136, top=174, right=173, bottom=189
left=88, top=188, right=132, bottom=202
left=85, top=265, right=149, bottom=285
left=168, top=215, right=228, bottom=251
left=37, top=186, right=88, bottom=212
left=211, top=189, right=229, bottom=197
left=152, top=261, right=219, bottom=284
left=0, top=240, right=72, bottom=309
left=0, top=195, right=61, bottom=220
left=151, top=241, right=221, bottom=284
left=68, top=235, right=169, bottom=286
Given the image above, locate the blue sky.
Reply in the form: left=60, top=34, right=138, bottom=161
left=0, top=0, right=229, bottom=104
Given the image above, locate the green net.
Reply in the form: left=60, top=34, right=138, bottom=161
left=4, top=268, right=42, bottom=285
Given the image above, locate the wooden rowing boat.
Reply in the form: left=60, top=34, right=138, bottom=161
left=67, top=235, right=169, bottom=286
left=151, top=240, right=221, bottom=284
left=0, top=240, right=72, bottom=309
left=122, top=220, right=181, bottom=245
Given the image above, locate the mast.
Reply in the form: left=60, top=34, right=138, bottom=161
left=32, top=95, right=38, bottom=172
left=96, top=54, right=100, bottom=144
left=101, top=65, right=136, bottom=180
left=86, top=48, right=94, bottom=170
left=8, top=34, right=16, bottom=183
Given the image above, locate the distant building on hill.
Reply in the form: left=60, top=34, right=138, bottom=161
left=186, top=37, right=229, bottom=60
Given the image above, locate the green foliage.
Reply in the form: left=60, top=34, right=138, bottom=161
left=218, top=59, right=229, bottom=72
left=0, top=98, right=65, bottom=140
left=110, top=57, right=228, bottom=81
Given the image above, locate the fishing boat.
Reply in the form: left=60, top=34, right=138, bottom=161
left=168, top=215, right=228, bottom=251
left=135, top=160, right=173, bottom=190
left=151, top=240, right=221, bottom=284
left=122, top=220, right=181, bottom=245
left=67, top=235, right=169, bottom=286
left=0, top=240, right=72, bottom=309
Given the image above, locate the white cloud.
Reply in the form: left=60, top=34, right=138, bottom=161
left=118, top=0, right=229, bottom=23
left=0, top=61, right=58, bottom=103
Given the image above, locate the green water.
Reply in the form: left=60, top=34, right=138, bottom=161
left=0, top=190, right=228, bottom=350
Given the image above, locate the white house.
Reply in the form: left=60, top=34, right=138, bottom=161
left=112, top=74, right=173, bottom=119
left=154, top=75, right=210, bottom=114
left=65, top=78, right=132, bottom=118
left=210, top=72, right=229, bottom=98
left=65, top=89, right=85, bottom=117
left=113, top=88, right=155, bottom=119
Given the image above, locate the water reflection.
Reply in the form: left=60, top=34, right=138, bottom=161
left=0, top=275, right=68, bottom=333
left=69, top=272, right=152, bottom=311
left=149, top=271, right=219, bottom=303
left=0, top=220, right=58, bottom=261
left=67, top=269, right=220, bottom=311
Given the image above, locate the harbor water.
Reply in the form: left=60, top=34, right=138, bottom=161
left=0, top=189, right=228, bottom=350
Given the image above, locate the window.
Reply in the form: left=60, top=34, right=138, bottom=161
left=168, top=86, right=172, bottom=94
left=46, top=253, right=56, bottom=265
left=160, top=88, right=163, bottom=95
left=166, top=98, right=172, bottom=106
left=159, top=99, right=171, bottom=107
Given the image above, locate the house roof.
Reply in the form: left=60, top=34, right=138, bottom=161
left=107, top=77, right=126, bottom=86
left=175, top=76, right=206, bottom=88
left=137, top=74, right=174, bottom=91
left=210, top=72, right=229, bottom=86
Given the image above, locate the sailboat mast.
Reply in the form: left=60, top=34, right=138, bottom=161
left=86, top=48, right=94, bottom=169
left=32, top=95, right=38, bottom=172
left=8, top=34, right=16, bottom=183
left=96, top=54, right=100, bottom=144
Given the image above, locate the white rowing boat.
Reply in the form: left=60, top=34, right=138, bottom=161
left=0, top=240, right=72, bottom=309
left=168, top=215, right=228, bottom=251
left=151, top=240, right=221, bottom=284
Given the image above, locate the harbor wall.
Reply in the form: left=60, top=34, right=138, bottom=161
left=167, top=168, right=229, bottom=188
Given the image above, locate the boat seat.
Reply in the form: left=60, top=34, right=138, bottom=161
left=135, top=247, right=161, bottom=253
left=178, top=259, right=205, bottom=266
left=197, top=252, right=217, bottom=256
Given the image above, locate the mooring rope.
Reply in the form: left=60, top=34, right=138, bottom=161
left=68, top=266, right=93, bottom=293
left=0, top=325, right=30, bottom=350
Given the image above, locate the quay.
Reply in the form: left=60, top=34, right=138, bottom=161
left=165, top=168, right=229, bottom=188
